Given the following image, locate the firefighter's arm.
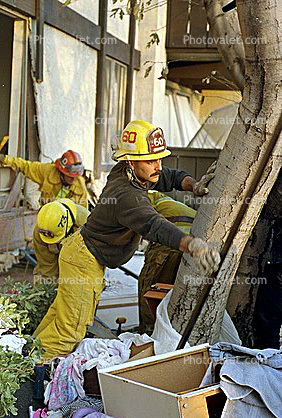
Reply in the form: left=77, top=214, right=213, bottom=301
left=0, top=155, right=47, bottom=185
left=179, top=235, right=221, bottom=275
left=77, top=187, right=89, bottom=209
left=75, top=204, right=90, bottom=227
left=182, top=161, right=217, bottom=196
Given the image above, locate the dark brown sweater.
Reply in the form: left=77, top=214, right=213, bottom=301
left=81, top=161, right=189, bottom=268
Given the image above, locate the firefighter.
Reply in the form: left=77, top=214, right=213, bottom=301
left=138, top=191, right=197, bottom=334
left=35, top=120, right=220, bottom=362
left=0, top=150, right=88, bottom=207
left=32, top=198, right=90, bottom=286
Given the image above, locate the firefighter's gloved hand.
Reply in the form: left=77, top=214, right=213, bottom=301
left=188, top=237, right=221, bottom=275
left=193, top=161, right=217, bottom=196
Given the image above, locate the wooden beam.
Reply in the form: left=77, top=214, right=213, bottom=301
left=3, top=173, right=23, bottom=211
left=168, top=62, right=231, bottom=79
left=26, top=47, right=40, bottom=160
left=0, top=0, right=35, bottom=16
left=124, top=1, right=136, bottom=124
left=44, top=0, right=140, bottom=69
left=35, top=0, right=44, bottom=83
left=44, top=0, right=101, bottom=48
left=167, top=48, right=220, bottom=62
left=0, top=0, right=140, bottom=69
left=167, top=61, right=236, bottom=90
left=0, top=207, right=37, bottom=251
left=189, top=2, right=208, bottom=49
left=8, top=20, right=24, bottom=157
left=94, top=0, right=107, bottom=179
left=105, top=34, right=140, bottom=69
left=166, top=0, right=189, bottom=48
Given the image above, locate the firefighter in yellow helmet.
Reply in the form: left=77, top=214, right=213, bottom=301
left=0, top=150, right=88, bottom=207
left=32, top=198, right=90, bottom=286
left=35, top=120, right=220, bottom=363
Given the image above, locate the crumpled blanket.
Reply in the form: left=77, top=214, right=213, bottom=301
left=74, top=338, right=130, bottom=370
left=48, top=353, right=87, bottom=410
left=210, top=342, right=282, bottom=418
left=211, top=342, right=282, bottom=369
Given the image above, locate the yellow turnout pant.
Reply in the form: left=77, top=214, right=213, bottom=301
left=34, top=230, right=105, bottom=362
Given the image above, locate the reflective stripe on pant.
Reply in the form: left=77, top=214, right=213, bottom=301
left=34, top=230, right=105, bottom=362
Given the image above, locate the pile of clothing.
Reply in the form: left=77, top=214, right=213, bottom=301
left=32, top=337, right=132, bottom=417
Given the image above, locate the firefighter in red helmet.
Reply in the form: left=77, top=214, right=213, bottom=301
left=0, top=150, right=88, bottom=207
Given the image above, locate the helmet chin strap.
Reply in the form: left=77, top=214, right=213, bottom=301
left=60, top=203, right=77, bottom=238
left=126, top=161, right=150, bottom=191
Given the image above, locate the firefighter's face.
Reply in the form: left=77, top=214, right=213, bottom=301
left=130, top=159, right=162, bottom=183
left=62, top=174, right=75, bottom=186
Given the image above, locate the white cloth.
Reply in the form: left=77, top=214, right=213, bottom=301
left=118, top=332, right=154, bottom=349
left=0, top=334, right=26, bottom=354
left=74, top=338, right=130, bottom=370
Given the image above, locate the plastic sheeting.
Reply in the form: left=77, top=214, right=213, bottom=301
left=188, top=103, right=239, bottom=149
left=163, top=92, right=205, bottom=147
left=163, top=92, right=239, bottom=149
left=151, top=290, right=241, bottom=355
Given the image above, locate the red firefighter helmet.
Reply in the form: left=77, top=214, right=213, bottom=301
left=55, top=150, right=84, bottom=178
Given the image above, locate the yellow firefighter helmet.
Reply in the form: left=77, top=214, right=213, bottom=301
left=112, top=120, right=171, bottom=161
left=37, top=199, right=77, bottom=244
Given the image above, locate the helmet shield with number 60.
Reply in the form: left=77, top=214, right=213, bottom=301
left=112, top=120, right=171, bottom=161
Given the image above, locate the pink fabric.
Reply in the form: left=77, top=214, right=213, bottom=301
left=48, top=353, right=87, bottom=410
left=33, top=408, right=48, bottom=418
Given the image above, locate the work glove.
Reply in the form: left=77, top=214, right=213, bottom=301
left=193, top=161, right=217, bottom=196
left=188, top=237, right=221, bottom=275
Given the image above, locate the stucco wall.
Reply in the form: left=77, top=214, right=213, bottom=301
left=35, top=24, right=97, bottom=171
left=58, top=0, right=99, bottom=25
left=133, top=0, right=167, bottom=128
left=107, top=0, right=129, bottom=43
left=58, top=0, right=129, bottom=42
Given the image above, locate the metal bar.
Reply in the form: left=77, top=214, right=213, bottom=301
left=97, top=302, right=138, bottom=309
left=118, top=265, right=139, bottom=280
left=94, top=0, right=107, bottom=179
left=35, top=0, right=44, bottom=83
left=124, top=1, right=136, bottom=124
left=177, top=111, right=282, bottom=349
